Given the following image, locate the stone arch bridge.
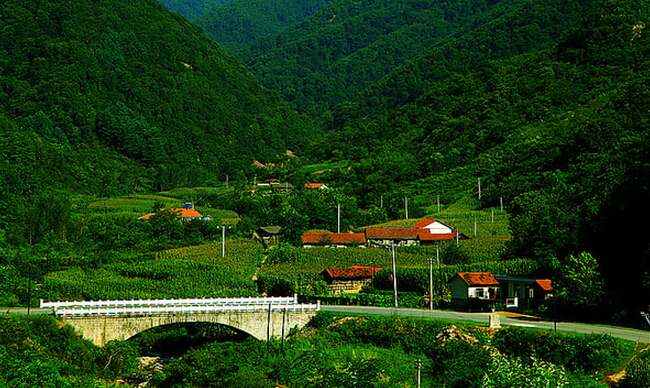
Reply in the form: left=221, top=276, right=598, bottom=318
left=40, top=296, right=320, bottom=347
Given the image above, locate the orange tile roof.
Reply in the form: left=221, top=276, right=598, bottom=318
left=322, top=265, right=383, bottom=280
left=535, top=279, right=553, bottom=291
left=456, top=272, right=500, bottom=286
left=301, top=232, right=366, bottom=245
left=304, top=183, right=326, bottom=189
left=138, top=208, right=203, bottom=220
left=365, top=227, right=419, bottom=239
left=411, top=218, right=438, bottom=228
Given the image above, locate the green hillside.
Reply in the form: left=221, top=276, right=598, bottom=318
left=0, top=0, right=315, bottom=209
left=156, top=0, right=232, bottom=19
left=315, top=0, right=650, bottom=320
left=239, top=0, right=599, bottom=115
left=194, top=0, right=332, bottom=54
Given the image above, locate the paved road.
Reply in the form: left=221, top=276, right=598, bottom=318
left=321, top=305, right=650, bottom=343
left=8, top=305, right=649, bottom=343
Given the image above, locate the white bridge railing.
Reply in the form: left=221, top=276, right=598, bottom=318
left=40, top=296, right=320, bottom=316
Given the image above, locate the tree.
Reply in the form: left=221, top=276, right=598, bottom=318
left=553, top=252, right=605, bottom=309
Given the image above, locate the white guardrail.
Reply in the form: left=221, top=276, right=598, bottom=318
left=40, top=296, right=320, bottom=316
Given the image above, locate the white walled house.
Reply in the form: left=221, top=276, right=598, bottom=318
left=449, top=272, right=499, bottom=311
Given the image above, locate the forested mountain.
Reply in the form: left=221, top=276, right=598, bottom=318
left=194, top=0, right=333, bottom=54
left=239, top=0, right=600, bottom=115
left=0, top=0, right=315, bottom=225
left=156, top=0, right=231, bottom=19
left=315, top=0, right=650, bottom=319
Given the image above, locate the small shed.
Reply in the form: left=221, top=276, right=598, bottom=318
left=255, top=226, right=283, bottom=244
left=321, top=265, right=382, bottom=294
left=449, top=272, right=499, bottom=311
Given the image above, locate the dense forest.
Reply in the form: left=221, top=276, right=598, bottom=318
left=234, top=0, right=601, bottom=115
left=0, top=0, right=315, bottom=204
left=194, top=0, right=333, bottom=54
left=156, top=0, right=231, bottom=19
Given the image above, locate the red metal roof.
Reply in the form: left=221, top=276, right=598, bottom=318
left=322, top=265, right=382, bottom=280
left=417, top=230, right=459, bottom=241
left=411, top=218, right=438, bottom=228
left=365, top=227, right=419, bottom=239
left=456, top=272, right=500, bottom=287
left=301, top=232, right=366, bottom=245
left=535, top=279, right=553, bottom=291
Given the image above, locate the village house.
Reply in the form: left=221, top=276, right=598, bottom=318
left=449, top=272, right=500, bottom=311
left=449, top=272, right=553, bottom=312
left=301, top=232, right=367, bottom=248
left=304, top=183, right=329, bottom=189
left=138, top=202, right=210, bottom=222
left=321, top=265, right=382, bottom=294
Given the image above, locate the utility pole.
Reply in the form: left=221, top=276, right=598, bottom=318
left=474, top=217, right=477, bottom=236
left=437, top=195, right=440, bottom=212
left=218, top=226, right=231, bottom=257
left=456, top=228, right=459, bottom=247
left=416, top=359, right=423, bottom=388
left=500, top=197, right=504, bottom=211
left=478, top=177, right=482, bottom=200
left=491, top=208, right=494, bottom=224
left=337, top=203, right=341, bottom=234
left=428, top=257, right=433, bottom=310
left=226, top=175, right=229, bottom=188
left=388, top=243, right=398, bottom=308
left=380, top=196, right=383, bottom=208
left=404, top=197, right=409, bottom=220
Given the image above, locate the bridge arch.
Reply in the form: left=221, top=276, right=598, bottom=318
left=61, top=309, right=314, bottom=347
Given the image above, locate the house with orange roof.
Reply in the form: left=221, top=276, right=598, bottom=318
left=304, top=183, right=329, bottom=189
left=321, top=265, right=383, bottom=294
left=450, top=272, right=500, bottom=310
left=450, top=272, right=553, bottom=311
left=138, top=203, right=211, bottom=222
left=301, top=232, right=366, bottom=248
left=365, top=227, right=420, bottom=247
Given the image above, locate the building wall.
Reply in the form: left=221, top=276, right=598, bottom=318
left=327, top=279, right=373, bottom=295
left=423, top=222, right=452, bottom=234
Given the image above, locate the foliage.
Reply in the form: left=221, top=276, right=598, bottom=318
left=622, top=355, right=650, bottom=388
left=480, top=355, right=569, bottom=388
left=195, top=0, right=331, bottom=54
left=492, top=327, right=628, bottom=374
left=0, top=314, right=137, bottom=386
left=552, top=252, right=606, bottom=309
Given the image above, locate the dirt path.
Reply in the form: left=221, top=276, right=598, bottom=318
left=605, top=343, right=650, bottom=386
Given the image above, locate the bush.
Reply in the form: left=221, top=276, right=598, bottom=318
left=622, top=356, right=650, bottom=388
left=492, top=327, right=626, bottom=373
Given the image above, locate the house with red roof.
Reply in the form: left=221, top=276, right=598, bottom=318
left=301, top=232, right=367, bottom=248
left=321, top=265, right=382, bottom=294
left=304, top=183, right=329, bottom=190
left=450, top=272, right=500, bottom=310
left=449, top=272, right=553, bottom=311
left=138, top=203, right=210, bottom=222
left=364, top=218, right=468, bottom=247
